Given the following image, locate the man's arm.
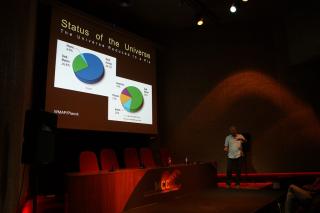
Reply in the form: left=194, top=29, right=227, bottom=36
left=303, top=178, right=320, bottom=192
left=224, top=136, right=229, bottom=152
left=237, top=134, right=247, bottom=143
left=310, top=177, right=320, bottom=192
left=303, top=184, right=314, bottom=191
left=237, top=134, right=246, bottom=157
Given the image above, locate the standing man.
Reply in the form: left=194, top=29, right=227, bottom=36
left=224, top=126, right=246, bottom=189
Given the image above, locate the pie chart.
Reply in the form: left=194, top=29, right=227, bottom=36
left=72, top=53, right=104, bottom=84
left=120, top=86, right=144, bottom=112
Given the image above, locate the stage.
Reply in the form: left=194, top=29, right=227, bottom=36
left=34, top=164, right=320, bottom=213
left=124, top=188, right=285, bottom=213
left=61, top=164, right=311, bottom=213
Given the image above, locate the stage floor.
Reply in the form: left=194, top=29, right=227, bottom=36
left=123, top=188, right=285, bottom=213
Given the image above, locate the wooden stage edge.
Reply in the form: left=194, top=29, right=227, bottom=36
left=65, top=162, right=217, bottom=213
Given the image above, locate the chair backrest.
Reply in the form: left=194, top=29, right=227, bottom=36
left=160, top=148, right=171, bottom=167
left=140, top=148, right=156, bottom=168
left=100, top=149, right=119, bottom=171
left=79, top=151, right=99, bottom=173
left=124, top=148, right=140, bottom=168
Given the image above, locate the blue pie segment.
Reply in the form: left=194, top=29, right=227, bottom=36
left=72, top=53, right=104, bottom=84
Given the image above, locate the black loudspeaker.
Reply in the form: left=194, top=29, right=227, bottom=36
left=22, top=110, right=57, bottom=164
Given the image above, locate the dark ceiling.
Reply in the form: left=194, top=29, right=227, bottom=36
left=57, top=0, right=320, bottom=60
left=58, top=0, right=290, bottom=37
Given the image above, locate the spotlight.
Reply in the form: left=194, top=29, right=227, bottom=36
left=230, top=4, right=237, bottom=13
left=196, top=17, right=204, bottom=26
left=194, top=13, right=205, bottom=26
left=242, top=0, right=248, bottom=2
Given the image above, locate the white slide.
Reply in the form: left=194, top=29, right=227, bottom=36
left=54, top=39, right=116, bottom=97
left=108, top=76, right=153, bottom=125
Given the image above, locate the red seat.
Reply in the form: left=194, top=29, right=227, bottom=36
left=124, top=148, right=140, bottom=168
left=79, top=151, right=99, bottom=173
left=100, top=149, right=119, bottom=171
left=160, top=148, right=171, bottom=167
left=140, top=148, right=156, bottom=168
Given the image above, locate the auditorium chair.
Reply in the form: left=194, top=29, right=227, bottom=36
left=79, top=151, right=99, bottom=173
left=139, top=148, right=156, bottom=168
left=124, top=148, right=140, bottom=168
left=160, top=148, right=171, bottom=167
left=100, top=149, right=119, bottom=171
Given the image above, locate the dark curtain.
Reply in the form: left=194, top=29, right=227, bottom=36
left=0, top=0, right=37, bottom=212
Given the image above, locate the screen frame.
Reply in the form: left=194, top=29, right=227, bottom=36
left=37, top=2, right=158, bottom=135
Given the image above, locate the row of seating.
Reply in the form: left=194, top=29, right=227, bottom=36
left=79, top=148, right=171, bottom=173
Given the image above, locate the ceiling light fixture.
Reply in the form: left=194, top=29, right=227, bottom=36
left=183, top=0, right=219, bottom=26
left=230, top=4, right=237, bottom=13
left=194, top=12, right=205, bottom=26
left=196, top=17, right=204, bottom=26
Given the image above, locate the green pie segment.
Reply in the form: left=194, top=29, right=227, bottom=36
left=73, top=55, right=88, bottom=72
left=120, top=86, right=144, bottom=112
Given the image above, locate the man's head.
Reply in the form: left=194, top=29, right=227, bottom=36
left=229, top=126, right=238, bottom=136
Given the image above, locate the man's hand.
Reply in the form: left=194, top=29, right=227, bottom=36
left=236, top=135, right=246, bottom=143
left=303, top=184, right=313, bottom=191
left=224, top=147, right=228, bottom=152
